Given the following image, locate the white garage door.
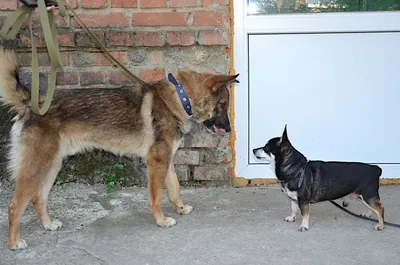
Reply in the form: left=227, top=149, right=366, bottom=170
left=234, top=0, right=400, bottom=179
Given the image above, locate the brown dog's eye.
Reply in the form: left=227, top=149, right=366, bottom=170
left=220, top=102, right=227, bottom=110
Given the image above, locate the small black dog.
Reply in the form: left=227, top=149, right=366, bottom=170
left=253, top=126, right=384, bottom=231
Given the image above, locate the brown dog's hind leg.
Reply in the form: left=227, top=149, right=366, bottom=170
left=165, top=162, right=193, bottom=215
left=31, top=156, right=63, bottom=231
left=147, top=143, right=177, bottom=228
left=8, top=160, right=54, bottom=250
left=8, top=129, right=59, bottom=251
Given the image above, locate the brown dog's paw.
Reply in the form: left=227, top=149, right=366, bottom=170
left=177, top=205, right=193, bottom=215
left=9, top=239, right=27, bottom=251
left=156, top=217, right=177, bottom=228
left=374, top=224, right=385, bottom=231
left=44, top=219, right=63, bottom=231
left=298, top=225, right=309, bottom=232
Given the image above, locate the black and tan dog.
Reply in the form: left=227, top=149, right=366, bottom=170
left=253, top=126, right=384, bottom=232
left=0, top=48, right=239, bottom=250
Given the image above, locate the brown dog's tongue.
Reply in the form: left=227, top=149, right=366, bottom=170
left=213, top=124, right=226, bottom=133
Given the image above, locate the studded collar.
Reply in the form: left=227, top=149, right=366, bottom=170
left=168, top=73, right=193, bottom=117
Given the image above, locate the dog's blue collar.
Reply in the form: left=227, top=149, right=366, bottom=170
left=168, top=73, right=193, bottom=117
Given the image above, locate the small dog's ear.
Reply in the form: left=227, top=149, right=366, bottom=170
left=205, top=73, right=239, bottom=92
left=280, top=124, right=288, bottom=143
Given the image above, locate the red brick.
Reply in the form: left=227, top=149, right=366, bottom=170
left=110, top=71, right=136, bottom=85
left=17, top=34, right=46, bottom=48
left=141, top=0, right=166, bottom=8
left=0, top=0, right=18, bottom=11
left=76, top=32, right=105, bottom=47
left=80, top=71, right=106, bottom=85
left=134, top=32, right=164, bottom=47
left=81, top=0, right=108, bottom=9
left=147, top=51, right=164, bottom=65
left=73, top=52, right=129, bottom=67
left=105, top=32, right=135, bottom=47
left=193, top=165, right=231, bottom=181
left=56, top=72, right=79, bottom=85
left=169, top=0, right=197, bottom=7
left=184, top=130, right=224, bottom=147
left=75, top=13, right=128, bottom=28
left=66, top=0, right=78, bottom=9
left=198, top=30, right=228, bottom=45
left=111, top=0, right=137, bottom=8
left=174, top=150, right=200, bottom=165
left=201, top=0, right=228, bottom=6
left=193, top=11, right=228, bottom=27
left=57, top=33, right=75, bottom=47
left=132, top=12, right=189, bottom=26
left=18, top=53, right=70, bottom=67
left=204, top=147, right=232, bottom=164
left=20, top=13, right=70, bottom=30
left=167, top=31, right=195, bottom=46
left=139, top=68, right=165, bottom=82
left=175, top=165, right=191, bottom=181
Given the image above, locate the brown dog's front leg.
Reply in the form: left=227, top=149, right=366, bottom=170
left=147, top=144, right=177, bottom=228
left=165, top=162, right=193, bottom=215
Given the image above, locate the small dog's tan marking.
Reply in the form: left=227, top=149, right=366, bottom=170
left=299, top=204, right=310, bottom=232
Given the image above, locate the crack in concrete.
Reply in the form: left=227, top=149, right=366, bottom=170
left=64, top=246, right=109, bottom=265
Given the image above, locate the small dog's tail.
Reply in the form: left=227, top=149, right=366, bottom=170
left=0, top=48, right=30, bottom=114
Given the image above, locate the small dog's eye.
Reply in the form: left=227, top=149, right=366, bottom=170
left=220, top=103, right=226, bottom=109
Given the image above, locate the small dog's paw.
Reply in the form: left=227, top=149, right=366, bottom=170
left=374, top=224, right=385, bottom=231
left=360, top=211, right=372, bottom=218
left=9, top=239, right=27, bottom=251
left=284, top=216, right=296, bottom=222
left=157, top=217, right=177, bottom=228
left=44, top=219, right=63, bottom=231
left=177, top=205, right=193, bottom=215
left=298, top=225, right=309, bottom=232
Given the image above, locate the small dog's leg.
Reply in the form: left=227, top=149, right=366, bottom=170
left=361, top=198, right=385, bottom=230
left=32, top=157, right=63, bottom=231
left=284, top=200, right=299, bottom=222
left=360, top=207, right=373, bottom=218
left=298, top=203, right=310, bottom=232
left=165, top=163, right=193, bottom=215
left=147, top=144, right=177, bottom=228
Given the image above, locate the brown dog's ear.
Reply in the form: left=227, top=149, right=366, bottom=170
left=205, top=73, right=239, bottom=92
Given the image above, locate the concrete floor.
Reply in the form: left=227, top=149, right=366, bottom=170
left=1, top=182, right=400, bottom=265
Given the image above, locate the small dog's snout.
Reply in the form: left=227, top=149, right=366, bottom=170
left=252, top=149, right=257, bottom=155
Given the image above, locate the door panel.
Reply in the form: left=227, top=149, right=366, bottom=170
left=248, top=32, right=400, bottom=165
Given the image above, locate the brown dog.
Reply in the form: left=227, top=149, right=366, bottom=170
left=0, top=48, right=239, bottom=250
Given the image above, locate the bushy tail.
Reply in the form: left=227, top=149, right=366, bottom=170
left=0, top=48, right=30, bottom=114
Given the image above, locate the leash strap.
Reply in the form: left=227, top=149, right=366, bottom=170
left=168, top=73, right=193, bottom=117
left=0, top=0, right=145, bottom=116
left=329, top=200, right=400, bottom=229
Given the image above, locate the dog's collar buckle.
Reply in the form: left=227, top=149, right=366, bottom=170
left=168, top=73, right=193, bottom=117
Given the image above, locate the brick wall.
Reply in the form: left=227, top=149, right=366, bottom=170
left=0, top=0, right=233, bottom=186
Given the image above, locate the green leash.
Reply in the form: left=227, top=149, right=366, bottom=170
left=0, top=0, right=145, bottom=116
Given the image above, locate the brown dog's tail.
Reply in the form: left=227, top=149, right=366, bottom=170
left=0, top=48, right=30, bottom=114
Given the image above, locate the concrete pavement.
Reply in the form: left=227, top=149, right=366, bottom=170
left=1, top=182, right=400, bottom=265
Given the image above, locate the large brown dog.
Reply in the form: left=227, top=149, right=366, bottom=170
left=0, top=48, right=239, bottom=250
